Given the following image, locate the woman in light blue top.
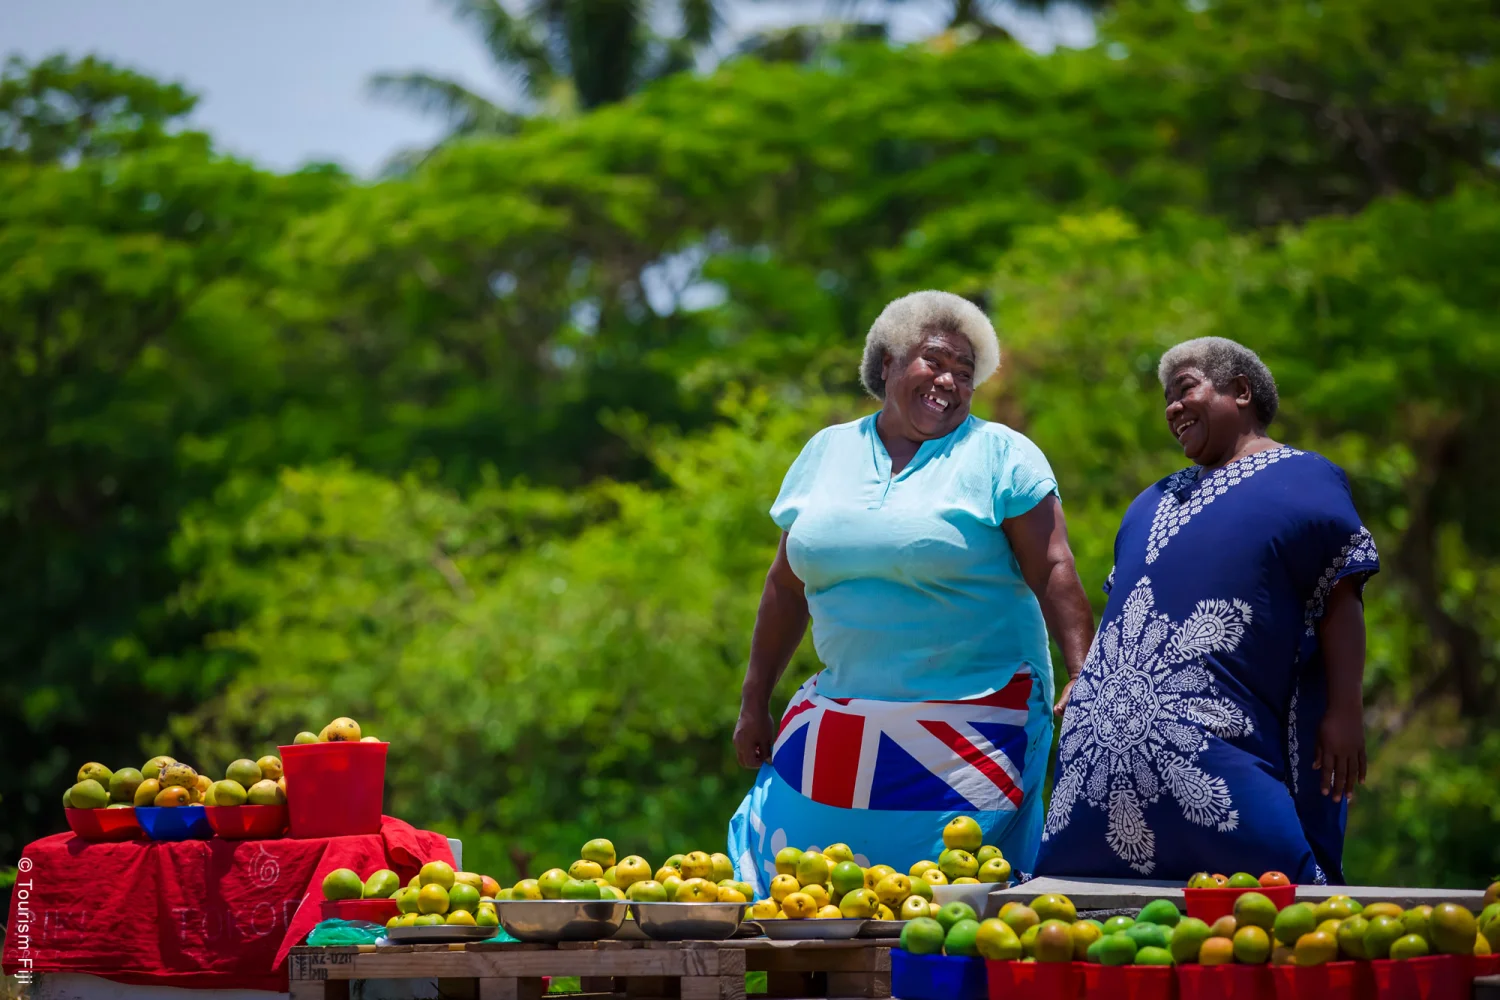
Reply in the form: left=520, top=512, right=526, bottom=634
left=726, top=291, right=1095, bottom=892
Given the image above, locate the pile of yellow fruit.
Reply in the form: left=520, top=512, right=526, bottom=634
left=322, top=860, right=506, bottom=930
left=205, top=755, right=286, bottom=807
left=292, top=717, right=381, bottom=744
left=64, top=757, right=224, bottom=810
left=507, top=840, right=747, bottom=905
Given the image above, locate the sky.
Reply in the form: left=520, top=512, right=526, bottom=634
left=5, top=1, right=1095, bottom=176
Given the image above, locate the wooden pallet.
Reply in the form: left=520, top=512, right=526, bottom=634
left=287, top=937, right=896, bottom=1000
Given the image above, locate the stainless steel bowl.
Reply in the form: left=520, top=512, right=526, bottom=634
left=629, top=901, right=746, bottom=941
left=495, top=899, right=628, bottom=942
left=750, top=918, right=866, bottom=940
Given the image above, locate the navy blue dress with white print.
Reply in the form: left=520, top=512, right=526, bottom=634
left=1035, top=447, right=1379, bottom=884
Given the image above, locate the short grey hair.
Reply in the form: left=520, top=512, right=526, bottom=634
left=1157, top=337, right=1279, bottom=427
left=859, top=290, right=1001, bottom=400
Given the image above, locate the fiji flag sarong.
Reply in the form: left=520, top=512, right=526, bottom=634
left=727, top=668, right=1052, bottom=898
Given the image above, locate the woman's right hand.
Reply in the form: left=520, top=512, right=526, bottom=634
left=734, top=704, right=777, bottom=769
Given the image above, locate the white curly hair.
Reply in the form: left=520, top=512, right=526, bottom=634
left=859, top=290, right=1001, bottom=400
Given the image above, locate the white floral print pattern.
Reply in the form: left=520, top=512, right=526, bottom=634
left=1146, top=448, right=1305, bottom=564
left=1044, top=576, right=1255, bottom=874
left=1303, top=527, right=1379, bottom=634
left=1286, top=689, right=1300, bottom=795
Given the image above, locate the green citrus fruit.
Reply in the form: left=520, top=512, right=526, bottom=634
left=1294, top=930, right=1338, bottom=966
left=976, top=918, right=1023, bottom=960
left=1097, top=933, right=1137, bottom=966
left=900, top=917, right=945, bottom=956
left=1389, top=934, right=1430, bottom=960
left=321, top=868, right=363, bottom=901
left=1102, top=915, right=1135, bottom=935
left=1136, top=946, right=1173, bottom=966
left=1274, top=902, right=1318, bottom=946
left=1336, top=914, right=1369, bottom=958
left=1233, top=926, right=1272, bottom=964
left=937, top=900, right=978, bottom=933
left=1429, top=902, right=1478, bottom=955
left=416, top=884, right=450, bottom=914
left=1364, top=915, right=1405, bottom=958
left=1170, top=917, right=1211, bottom=964
left=1234, top=892, right=1277, bottom=931
left=1138, top=899, right=1180, bottom=927
left=945, top=919, right=981, bottom=957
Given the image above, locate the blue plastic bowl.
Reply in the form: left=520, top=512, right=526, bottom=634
left=135, top=805, right=213, bottom=841
left=891, top=950, right=989, bottom=1000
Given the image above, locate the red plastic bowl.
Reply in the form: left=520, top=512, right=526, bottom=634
left=1369, top=955, right=1469, bottom=1000
left=205, top=804, right=287, bottom=840
left=986, top=960, right=1081, bottom=1000
left=1471, top=953, right=1500, bottom=978
left=1182, top=883, right=1296, bottom=922
left=279, top=741, right=388, bottom=838
left=1177, top=963, right=1274, bottom=1000
left=1271, top=960, right=1371, bottom=1000
left=1083, top=963, right=1178, bottom=1000
left=65, top=806, right=145, bottom=842
left=320, top=898, right=400, bottom=924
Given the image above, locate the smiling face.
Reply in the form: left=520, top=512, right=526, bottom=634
left=1163, top=366, right=1255, bottom=466
left=881, top=329, right=975, bottom=441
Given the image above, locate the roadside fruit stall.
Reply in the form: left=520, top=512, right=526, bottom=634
left=9, top=724, right=1498, bottom=1000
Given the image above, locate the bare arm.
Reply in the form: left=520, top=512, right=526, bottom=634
left=1314, top=576, right=1367, bottom=803
left=1002, top=494, right=1096, bottom=717
left=734, top=532, right=810, bottom=768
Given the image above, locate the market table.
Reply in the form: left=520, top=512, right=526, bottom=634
left=2, top=815, right=454, bottom=992
left=287, top=936, right=900, bottom=1000
left=991, top=877, right=1487, bottom=912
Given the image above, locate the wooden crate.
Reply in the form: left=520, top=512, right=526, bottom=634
left=286, top=936, right=897, bottom=1000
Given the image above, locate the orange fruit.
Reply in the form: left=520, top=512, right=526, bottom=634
left=1259, top=871, right=1291, bottom=888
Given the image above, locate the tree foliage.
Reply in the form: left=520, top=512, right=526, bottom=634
left=2, top=0, right=1496, bottom=887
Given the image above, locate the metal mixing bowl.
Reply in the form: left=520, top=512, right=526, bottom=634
left=629, top=901, right=746, bottom=941
left=495, top=899, right=628, bottom=942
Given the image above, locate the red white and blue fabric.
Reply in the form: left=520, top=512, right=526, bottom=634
left=728, top=668, right=1052, bottom=898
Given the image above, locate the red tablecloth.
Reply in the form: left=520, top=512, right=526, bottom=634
left=2, top=815, right=454, bottom=991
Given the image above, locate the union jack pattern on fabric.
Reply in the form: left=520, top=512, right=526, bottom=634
left=769, top=670, right=1033, bottom=813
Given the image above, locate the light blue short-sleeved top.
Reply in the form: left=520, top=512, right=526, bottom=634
left=772, top=413, right=1059, bottom=703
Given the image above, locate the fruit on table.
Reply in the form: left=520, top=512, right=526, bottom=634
left=1403, top=904, right=1432, bottom=939
left=293, top=732, right=319, bottom=745
left=1034, top=920, right=1074, bottom=963
left=900, top=896, right=931, bottom=920
left=937, top=849, right=977, bottom=881
left=67, top=779, right=109, bottom=810
left=1001, top=904, right=1039, bottom=936
left=154, top=786, right=192, bottom=807
left=1233, top=925, right=1272, bottom=963
left=840, top=888, right=880, bottom=919
left=977, top=858, right=1011, bottom=883
left=822, top=843, right=855, bottom=864
left=395, top=887, right=419, bottom=913
left=1295, top=930, right=1338, bottom=966
left=782, top=892, right=816, bottom=919
left=417, top=884, right=451, bottom=913
left=774, top=847, right=803, bottom=875
left=420, top=861, right=456, bottom=889
left=227, top=759, right=262, bottom=788
left=908, top=860, right=938, bottom=879
left=142, top=756, right=176, bottom=781
left=1136, top=946, right=1173, bottom=966
left=796, top=852, right=831, bottom=888
left=1335, top=914, right=1369, bottom=959
left=769, top=875, right=800, bottom=902
left=1126, top=922, right=1170, bottom=951
left=159, top=762, right=198, bottom=790
left=975, top=845, right=1002, bottom=865
left=942, top=816, right=983, bottom=852
left=448, top=884, right=481, bottom=912
left=1234, top=892, right=1277, bottom=931
left=1314, top=895, right=1360, bottom=922
left=363, top=870, right=400, bottom=899
left=944, top=919, right=981, bottom=957
left=569, top=859, right=604, bottom=881
left=108, top=768, right=143, bottom=804
left=320, top=717, right=362, bottom=742
left=246, top=779, right=285, bottom=806
left=413, top=913, right=444, bottom=926
left=1199, top=936, right=1235, bottom=965
left=1031, top=893, right=1078, bottom=924
left=747, top=899, right=779, bottom=919
left=323, top=869, right=364, bottom=900
left=1137, top=898, right=1180, bottom=928
left=1102, top=915, right=1134, bottom=935
left=133, top=779, right=161, bottom=807
left=936, top=900, right=977, bottom=932
left=862, top=864, right=894, bottom=891
left=1098, top=932, right=1137, bottom=966
left=1364, top=914, right=1405, bottom=958
left=831, top=861, right=865, bottom=898
left=1274, top=902, right=1317, bottom=946
left=446, top=909, right=476, bottom=926
left=900, top=917, right=945, bottom=955
left=512, top=879, right=543, bottom=900
left=920, top=869, right=947, bottom=886
left=581, top=838, right=616, bottom=868
left=1186, top=872, right=1218, bottom=889
left=798, top=883, right=830, bottom=908
left=676, top=879, right=719, bottom=903
left=255, top=755, right=284, bottom=781
left=1259, top=871, right=1291, bottom=888
left=1070, top=919, right=1102, bottom=959
left=907, top=878, right=932, bottom=902
left=874, top=874, right=911, bottom=908
left=680, top=851, right=714, bottom=880
left=710, top=853, right=735, bottom=882
left=476, top=906, right=499, bottom=929
left=1430, top=902, right=1477, bottom=955
left=212, top=780, right=248, bottom=807
left=615, top=856, right=651, bottom=888
left=1170, top=917, right=1211, bottom=964
left=1390, top=933, right=1430, bottom=960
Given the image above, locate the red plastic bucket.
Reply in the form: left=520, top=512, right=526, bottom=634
left=1471, top=954, right=1500, bottom=978
left=1271, top=961, right=1370, bottom=1000
left=1177, top=963, right=1274, bottom=1000
left=279, top=741, right=388, bottom=838
left=986, top=960, right=1081, bottom=1000
left=205, top=804, right=288, bottom=840
left=1183, top=884, right=1297, bottom=923
left=1370, top=955, right=1469, bottom=1000
left=65, top=807, right=145, bottom=842
left=1082, top=963, right=1178, bottom=1000
left=320, top=898, right=400, bottom=924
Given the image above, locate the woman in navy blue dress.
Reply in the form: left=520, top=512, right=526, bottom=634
left=1036, top=337, right=1377, bottom=884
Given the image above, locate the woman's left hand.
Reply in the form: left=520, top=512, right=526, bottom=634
left=1313, top=706, right=1366, bottom=803
left=1054, top=679, right=1076, bottom=719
